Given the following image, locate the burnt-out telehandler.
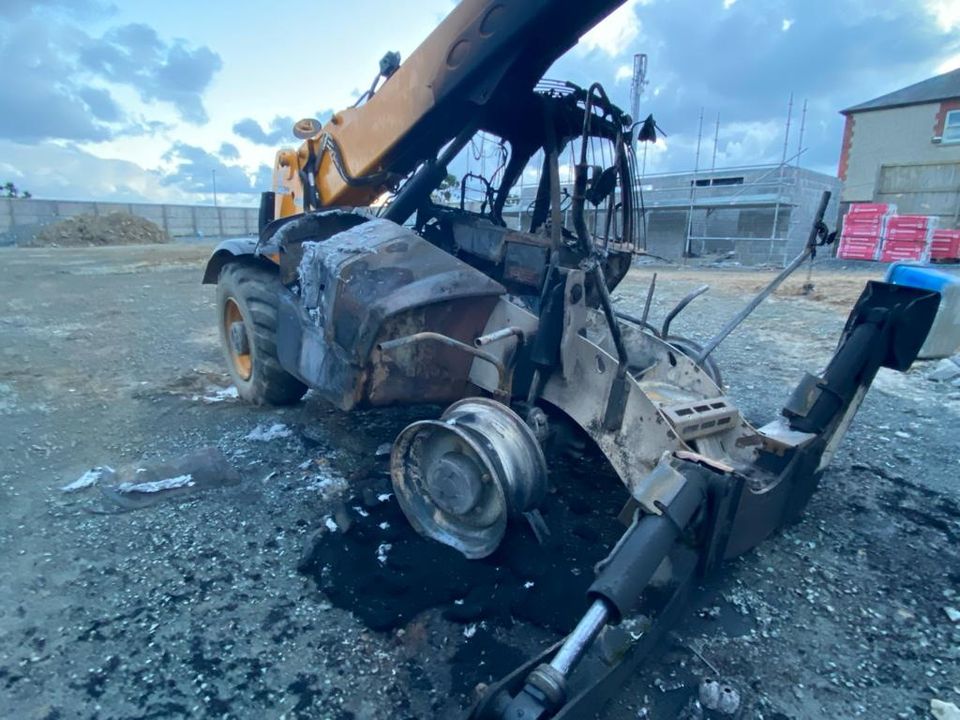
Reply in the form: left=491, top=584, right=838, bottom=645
left=202, top=1, right=940, bottom=716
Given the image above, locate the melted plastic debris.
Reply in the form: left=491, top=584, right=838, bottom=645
left=245, top=423, right=293, bottom=441
left=61, top=466, right=114, bottom=493
left=324, top=516, right=339, bottom=533
left=115, top=474, right=195, bottom=494
left=376, top=542, right=392, bottom=566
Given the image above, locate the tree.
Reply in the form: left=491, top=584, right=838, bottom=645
left=431, top=173, right=459, bottom=204
left=2, top=182, right=31, bottom=199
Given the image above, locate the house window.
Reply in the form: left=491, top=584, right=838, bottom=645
left=945, top=110, right=960, bottom=143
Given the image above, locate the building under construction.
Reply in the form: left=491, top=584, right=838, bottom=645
left=501, top=163, right=840, bottom=267
left=635, top=163, right=840, bottom=265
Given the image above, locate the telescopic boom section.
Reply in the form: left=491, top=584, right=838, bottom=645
left=272, top=0, right=628, bottom=218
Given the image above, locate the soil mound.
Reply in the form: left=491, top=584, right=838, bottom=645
left=30, top=212, right=171, bottom=247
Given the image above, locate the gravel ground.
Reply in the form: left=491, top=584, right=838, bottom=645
left=0, top=244, right=958, bottom=720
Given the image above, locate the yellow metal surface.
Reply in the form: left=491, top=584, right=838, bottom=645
left=223, top=298, right=253, bottom=381
left=272, top=0, right=491, bottom=218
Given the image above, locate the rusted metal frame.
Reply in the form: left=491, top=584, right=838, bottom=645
left=378, top=331, right=510, bottom=398
left=571, top=84, right=632, bottom=430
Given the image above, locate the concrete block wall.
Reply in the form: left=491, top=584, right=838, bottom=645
left=0, top=197, right=259, bottom=245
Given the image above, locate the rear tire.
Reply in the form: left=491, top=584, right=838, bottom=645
left=216, top=262, right=307, bottom=406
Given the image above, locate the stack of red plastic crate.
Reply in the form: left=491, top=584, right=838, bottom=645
left=931, top=229, right=960, bottom=262
left=879, top=214, right=937, bottom=262
left=837, top=203, right=893, bottom=260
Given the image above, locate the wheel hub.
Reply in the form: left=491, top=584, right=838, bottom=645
left=390, top=398, right=548, bottom=558
left=425, top=452, right=485, bottom=515
left=229, top=321, right=250, bottom=355
left=222, top=297, right=253, bottom=381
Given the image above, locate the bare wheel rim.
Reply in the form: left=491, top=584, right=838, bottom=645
left=223, top=297, right=253, bottom=381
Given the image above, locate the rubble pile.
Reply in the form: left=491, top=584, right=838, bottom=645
left=29, top=212, right=171, bottom=247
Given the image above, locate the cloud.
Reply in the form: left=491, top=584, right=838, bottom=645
left=578, top=0, right=643, bottom=57
left=0, top=0, right=109, bottom=21
left=553, top=0, right=960, bottom=175
left=0, top=140, right=187, bottom=203
left=0, top=138, right=273, bottom=203
left=78, top=23, right=222, bottom=123
left=0, top=13, right=221, bottom=143
left=77, top=87, right=123, bottom=122
left=923, top=0, right=960, bottom=31
left=615, top=64, right=634, bottom=83
left=161, top=141, right=266, bottom=195
left=219, top=142, right=240, bottom=160
left=232, top=116, right=296, bottom=146
left=938, top=53, right=960, bottom=74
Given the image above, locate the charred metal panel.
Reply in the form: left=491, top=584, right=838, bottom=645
left=263, top=210, right=371, bottom=285
left=503, top=241, right=548, bottom=287
left=295, top=219, right=505, bottom=410
left=452, top=218, right=509, bottom=263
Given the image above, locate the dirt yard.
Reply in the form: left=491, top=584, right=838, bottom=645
left=1, top=244, right=958, bottom=720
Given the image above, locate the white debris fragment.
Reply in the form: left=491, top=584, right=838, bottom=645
left=200, top=385, right=239, bottom=404
left=353, top=505, right=370, bottom=518
left=245, top=423, right=293, bottom=442
left=376, top=542, right=392, bottom=565
left=378, top=521, right=391, bottom=530
left=297, top=459, right=313, bottom=470
left=894, top=430, right=912, bottom=439
left=375, top=442, right=392, bottom=457
left=931, top=699, right=960, bottom=720
left=523, top=581, right=535, bottom=589
left=943, top=606, right=960, bottom=623
left=463, top=623, right=477, bottom=639
left=928, top=357, right=960, bottom=383
left=699, top=679, right=740, bottom=715
left=116, top=474, right=195, bottom=494
left=305, top=474, right=347, bottom=500
left=377, top=493, right=392, bottom=503
left=454, top=599, right=465, bottom=606
left=324, top=516, right=339, bottom=533
left=61, top=466, right=113, bottom=493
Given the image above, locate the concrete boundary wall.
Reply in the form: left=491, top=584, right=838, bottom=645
left=0, top=197, right=259, bottom=245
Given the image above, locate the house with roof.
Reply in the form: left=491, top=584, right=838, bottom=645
left=839, top=68, right=960, bottom=228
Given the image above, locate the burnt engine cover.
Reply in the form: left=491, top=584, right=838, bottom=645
left=281, top=219, right=505, bottom=410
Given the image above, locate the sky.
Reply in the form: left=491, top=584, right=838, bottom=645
left=0, top=0, right=958, bottom=206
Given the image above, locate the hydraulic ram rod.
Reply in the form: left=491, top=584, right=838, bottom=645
left=695, top=190, right=831, bottom=364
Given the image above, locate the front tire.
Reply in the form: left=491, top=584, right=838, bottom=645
left=216, top=262, right=307, bottom=405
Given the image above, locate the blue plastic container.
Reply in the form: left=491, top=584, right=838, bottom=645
left=885, top=262, right=960, bottom=359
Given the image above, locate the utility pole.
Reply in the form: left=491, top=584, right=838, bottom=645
left=711, top=112, right=721, bottom=172
left=685, top=107, right=704, bottom=260
left=630, top=53, right=648, bottom=132
left=771, top=93, right=793, bottom=262
left=212, top=169, right=218, bottom=207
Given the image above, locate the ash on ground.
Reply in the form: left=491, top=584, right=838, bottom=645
left=0, top=245, right=958, bottom=719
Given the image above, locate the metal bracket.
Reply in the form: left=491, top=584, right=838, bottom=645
left=629, top=453, right=687, bottom=516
